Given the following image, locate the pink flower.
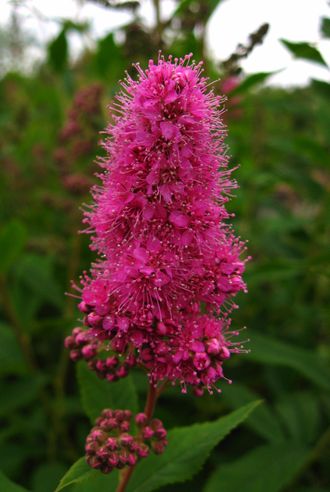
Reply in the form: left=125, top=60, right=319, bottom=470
left=66, top=53, right=248, bottom=394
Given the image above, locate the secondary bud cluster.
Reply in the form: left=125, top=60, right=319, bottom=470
left=64, top=326, right=136, bottom=382
left=85, top=409, right=167, bottom=473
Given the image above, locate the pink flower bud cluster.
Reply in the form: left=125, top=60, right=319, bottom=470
left=64, top=326, right=135, bottom=382
left=67, top=54, right=248, bottom=393
left=85, top=409, right=167, bottom=473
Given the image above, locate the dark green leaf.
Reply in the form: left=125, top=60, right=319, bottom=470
left=247, top=331, right=330, bottom=391
left=321, top=17, right=330, bottom=38
left=126, top=401, right=260, bottom=492
left=204, top=442, right=308, bottom=492
left=0, top=470, right=29, bottom=491
left=0, top=221, right=26, bottom=274
left=0, top=323, right=27, bottom=375
left=77, top=362, right=138, bottom=422
left=275, top=392, right=320, bottom=444
left=13, top=254, right=63, bottom=309
left=223, top=383, right=285, bottom=442
left=48, top=29, right=68, bottom=72
left=280, top=39, right=327, bottom=67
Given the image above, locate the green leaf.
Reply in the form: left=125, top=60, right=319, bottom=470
left=0, top=375, right=46, bottom=416
left=321, top=17, right=330, bottom=38
left=0, top=470, right=29, bottom=492
left=223, top=383, right=285, bottom=442
left=55, top=457, right=118, bottom=492
left=0, top=221, right=26, bottom=274
left=55, top=458, right=92, bottom=491
left=204, top=442, right=308, bottom=492
left=13, top=254, right=63, bottom=309
left=231, top=71, right=277, bottom=95
left=275, top=391, right=320, bottom=444
left=280, top=39, right=327, bottom=67
left=247, top=331, right=330, bottom=391
left=95, top=33, right=124, bottom=79
left=126, top=401, right=260, bottom=492
left=77, top=362, right=138, bottom=422
left=48, top=29, right=68, bottom=72
left=32, top=463, right=67, bottom=492
left=311, top=79, right=330, bottom=98
left=0, top=323, right=27, bottom=375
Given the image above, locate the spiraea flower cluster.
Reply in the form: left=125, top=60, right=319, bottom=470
left=66, top=53, right=247, bottom=395
left=85, top=409, right=167, bottom=474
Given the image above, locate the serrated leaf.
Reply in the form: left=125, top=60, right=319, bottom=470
left=223, top=383, right=285, bottom=442
left=321, top=17, right=330, bottom=38
left=231, top=71, right=277, bottom=95
left=48, top=29, right=68, bottom=72
left=55, top=457, right=118, bottom=492
left=247, top=331, right=330, bottom=391
left=280, top=39, right=327, bottom=67
left=126, top=401, right=260, bottom=492
left=77, top=362, right=138, bottom=422
left=0, top=221, right=26, bottom=274
left=0, top=470, right=29, bottom=491
left=204, top=442, right=308, bottom=492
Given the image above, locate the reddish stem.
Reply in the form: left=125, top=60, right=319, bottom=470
left=115, top=382, right=159, bottom=492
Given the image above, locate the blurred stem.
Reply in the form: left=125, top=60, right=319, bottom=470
left=152, top=0, right=162, bottom=48
left=115, top=382, right=160, bottom=492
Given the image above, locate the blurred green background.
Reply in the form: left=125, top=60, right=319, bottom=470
left=0, top=1, right=329, bottom=491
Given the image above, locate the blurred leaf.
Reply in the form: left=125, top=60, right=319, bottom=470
left=321, top=18, right=330, bottom=38
left=0, top=374, right=46, bottom=416
left=126, top=401, right=260, bottom=492
left=311, top=79, right=330, bottom=98
left=48, top=29, right=68, bottom=72
left=231, top=71, right=277, bottom=95
left=275, top=392, right=320, bottom=444
left=223, top=383, right=285, bottom=442
left=32, top=463, right=67, bottom=492
left=280, top=39, right=327, bottom=67
left=204, top=442, right=308, bottom=492
left=0, top=471, right=29, bottom=491
left=55, top=457, right=118, bottom=492
left=94, top=32, right=123, bottom=78
left=0, top=323, right=27, bottom=375
left=62, top=20, right=90, bottom=33
left=247, top=331, right=330, bottom=391
left=77, top=362, right=138, bottom=422
left=0, top=221, right=26, bottom=274
left=172, top=0, right=195, bottom=18
left=13, top=254, right=63, bottom=309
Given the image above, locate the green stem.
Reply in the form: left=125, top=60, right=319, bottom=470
left=115, top=382, right=159, bottom=492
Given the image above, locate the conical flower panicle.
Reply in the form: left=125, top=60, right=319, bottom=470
left=67, top=54, right=248, bottom=394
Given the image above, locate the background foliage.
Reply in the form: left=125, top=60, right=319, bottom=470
left=0, top=1, right=329, bottom=491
